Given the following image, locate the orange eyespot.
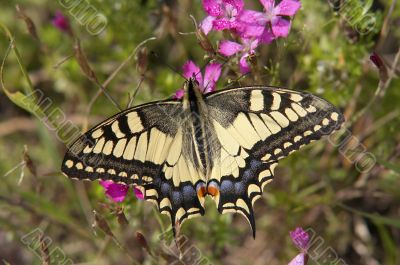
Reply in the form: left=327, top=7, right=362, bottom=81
left=207, top=185, right=219, bottom=197
left=197, top=185, right=207, bottom=199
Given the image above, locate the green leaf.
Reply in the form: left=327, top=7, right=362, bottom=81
left=0, top=22, right=59, bottom=130
left=338, top=203, right=400, bottom=229
left=377, top=159, right=400, bottom=175
left=375, top=222, right=398, bottom=265
left=19, top=191, right=93, bottom=240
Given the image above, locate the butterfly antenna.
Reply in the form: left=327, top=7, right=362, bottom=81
left=201, top=57, right=231, bottom=92
left=149, top=51, right=187, bottom=80
left=223, top=71, right=250, bottom=89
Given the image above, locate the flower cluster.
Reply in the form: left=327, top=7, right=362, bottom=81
left=288, top=227, right=310, bottom=265
left=99, top=180, right=144, bottom=203
left=174, top=60, right=222, bottom=99
left=201, top=0, right=301, bottom=73
left=52, top=10, right=73, bottom=36
left=96, top=0, right=300, bottom=203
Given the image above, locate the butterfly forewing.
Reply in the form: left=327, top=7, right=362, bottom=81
left=61, top=101, right=206, bottom=233
left=61, top=84, right=344, bottom=237
left=205, top=87, right=344, bottom=236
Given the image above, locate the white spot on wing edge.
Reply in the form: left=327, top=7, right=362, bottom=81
left=126, top=111, right=144, bottom=133
left=271, top=92, right=281, bottom=110
left=250, top=90, right=264, bottom=112
left=111, top=120, right=126, bottom=138
left=91, top=128, right=103, bottom=139
left=331, top=112, right=339, bottom=121
left=76, top=162, right=83, bottom=170
left=65, top=160, right=74, bottom=168
left=290, top=93, right=303, bottom=102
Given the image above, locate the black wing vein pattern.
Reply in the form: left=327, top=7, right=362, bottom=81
left=61, top=86, right=344, bottom=237
left=205, top=87, right=344, bottom=237
left=61, top=100, right=206, bottom=235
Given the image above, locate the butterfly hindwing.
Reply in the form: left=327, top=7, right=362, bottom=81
left=205, top=87, right=344, bottom=236
left=62, top=84, right=344, bottom=237
left=61, top=101, right=206, bottom=233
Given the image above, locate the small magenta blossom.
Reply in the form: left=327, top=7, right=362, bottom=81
left=290, top=227, right=310, bottom=250
left=200, top=0, right=244, bottom=35
left=174, top=60, right=222, bottom=99
left=288, top=253, right=307, bottom=265
left=133, top=186, right=145, bottom=200
left=288, top=227, right=310, bottom=265
left=99, top=180, right=144, bottom=202
left=238, top=0, right=301, bottom=39
left=52, top=11, right=71, bottom=33
left=219, top=38, right=259, bottom=74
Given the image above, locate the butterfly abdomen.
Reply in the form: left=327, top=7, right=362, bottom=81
left=184, top=79, right=215, bottom=176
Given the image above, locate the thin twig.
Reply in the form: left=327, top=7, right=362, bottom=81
left=0, top=195, right=94, bottom=241
left=127, top=76, right=145, bottom=108
left=74, top=38, right=122, bottom=111
left=350, top=47, right=400, bottom=125
left=358, top=110, right=399, bottom=142
left=377, top=0, right=397, bottom=50
left=3, top=161, right=25, bottom=178
left=83, top=37, right=156, bottom=130
left=94, top=80, right=123, bottom=111
left=53, top=54, right=73, bottom=69
left=74, top=182, right=94, bottom=229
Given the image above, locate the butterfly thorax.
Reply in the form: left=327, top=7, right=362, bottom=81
left=182, top=79, right=214, bottom=179
left=61, top=81, right=344, bottom=237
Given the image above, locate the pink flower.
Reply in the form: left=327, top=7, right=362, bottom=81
left=133, top=186, right=145, bottom=200
left=99, top=180, right=129, bottom=202
left=288, top=227, right=310, bottom=265
left=238, top=0, right=301, bottom=39
left=200, top=0, right=244, bottom=35
left=52, top=10, right=71, bottom=34
left=173, top=89, right=185, bottom=99
left=290, top=227, right=310, bottom=250
left=288, top=253, right=307, bottom=265
left=219, top=38, right=259, bottom=74
left=99, top=180, right=144, bottom=202
left=174, top=60, right=222, bottom=99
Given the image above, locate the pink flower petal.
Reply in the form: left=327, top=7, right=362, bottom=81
left=203, top=81, right=217, bottom=93
left=243, top=38, right=260, bottom=51
left=182, top=60, right=203, bottom=85
left=239, top=54, right=251, bottom=74
left=99, top=180, right=129, bottom=203
left=237, top=10, right=267, bottom=38
left=52, top=10, right=71, bottom=33
left=219, top=40, right=243, bottom=56
left=173, top=89, right=184, bottom=99
left=288, top=253, right=307, bottom=265
left=260, top=0, right=275, bottom=11
left=202, top=0, right=222, bottom=17
left=99, top=180, right=112, bottom=189
left=259, top=28, right=275, bottom=44
left=133, top=186, right=144, bottom=200
left=213, top=18, right=232, bottom=31
left=271, top=17, right=291, bottom=37
left=275, top=0, right=301, bottom=16
left=239, top=10, right=267, bottom=25
left=226, top=0, right=244, bottom=13
left=200, top=16, right=215, bottom=35
left=203, top=62, right=222, bottom=93
left=290, top=227, right=310, bottom=250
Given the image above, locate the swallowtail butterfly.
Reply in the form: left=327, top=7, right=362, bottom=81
left=61, top=79, right=344, bottom=237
